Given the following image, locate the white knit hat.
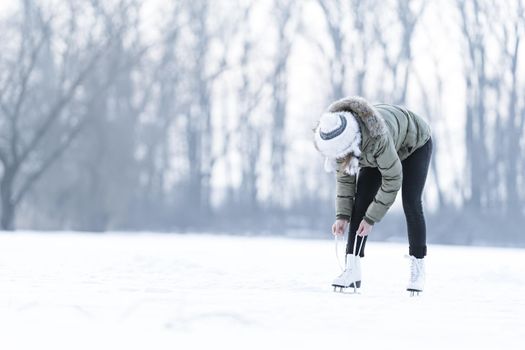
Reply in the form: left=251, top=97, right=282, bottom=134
left=314, top=111, right=361, bottom=175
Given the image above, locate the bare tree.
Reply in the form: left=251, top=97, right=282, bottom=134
left=0, top=1, right=111, bottom=230
left=182, top=0, right=232, bottom=221
left=375, top=0, right=426, bottom=104
left=314, top=0, right=348, bottom=100
left=54, top=0, right=156, bottom=231
left=269, top=0, right=300, bottom=208
left=493, top=0, right=524, bottom=215
left=312, top=0, right=378, bottom=100
left=348, top=0, right=380, bottom=97
left=414, top=62, right=448, bottom=209
left=236, top=2, right=265, bottom=213
left=456, top=0, right=525, bottom=219
left=136, top=0, right=185, bottom=225
left=456, top=0, right=492, bottom=211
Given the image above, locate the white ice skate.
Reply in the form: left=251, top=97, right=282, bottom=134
left=407, top=255, right=425, bottom=296
left=332, top=254, right=361, bottom=293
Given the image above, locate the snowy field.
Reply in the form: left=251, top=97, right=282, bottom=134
left=0, top=232, right=524, bottom=350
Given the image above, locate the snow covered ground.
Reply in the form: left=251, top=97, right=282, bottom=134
left=0, top=232, right=524, bottom=350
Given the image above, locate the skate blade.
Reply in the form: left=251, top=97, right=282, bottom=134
left=407, top=289, right=422, bottom=297
left=332, top=280, right=361, bottom=288
left=332, top=285, right=361, bottom=294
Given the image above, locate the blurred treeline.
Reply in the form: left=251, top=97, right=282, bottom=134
left=0, top=0, right=524, bottom=245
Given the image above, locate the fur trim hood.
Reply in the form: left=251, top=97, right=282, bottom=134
left=326, top=96, right=387, bottom=137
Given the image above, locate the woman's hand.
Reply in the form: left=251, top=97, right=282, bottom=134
left=332, top=219, right=349, bottom=236
left=356, top=219, right=373, bottom=237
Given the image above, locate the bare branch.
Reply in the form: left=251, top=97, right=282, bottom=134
left=8, top=26, right=50, bottom=163
left=14, top=119, right=87, bottom=206
left=0, top=148, right=8, bottom=167
left=17, top=38, right=112, bottom=166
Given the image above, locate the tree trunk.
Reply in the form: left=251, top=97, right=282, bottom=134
left=0, top=169, right=16, bottom=231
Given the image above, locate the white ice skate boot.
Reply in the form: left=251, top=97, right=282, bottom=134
left=332, top=254, right=361, bottom=292
left=407, top=255, right=425, bottom=296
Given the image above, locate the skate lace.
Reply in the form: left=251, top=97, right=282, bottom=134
left=334, top=235, right=345, bottom=272
left=335, top=234, right=364, bottom=272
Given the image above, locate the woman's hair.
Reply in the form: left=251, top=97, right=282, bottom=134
left=340, top=153, right=354, bottom=172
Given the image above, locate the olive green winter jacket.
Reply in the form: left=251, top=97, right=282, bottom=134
left=329, top=97, right=432, bottom=224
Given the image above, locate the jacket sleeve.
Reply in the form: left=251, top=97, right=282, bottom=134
left=335, top=159, right=356, bottom=221
left=364, top=135, right=403, bottom=224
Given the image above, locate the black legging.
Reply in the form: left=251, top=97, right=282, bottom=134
left=346, top=138, right=433, bottom=259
